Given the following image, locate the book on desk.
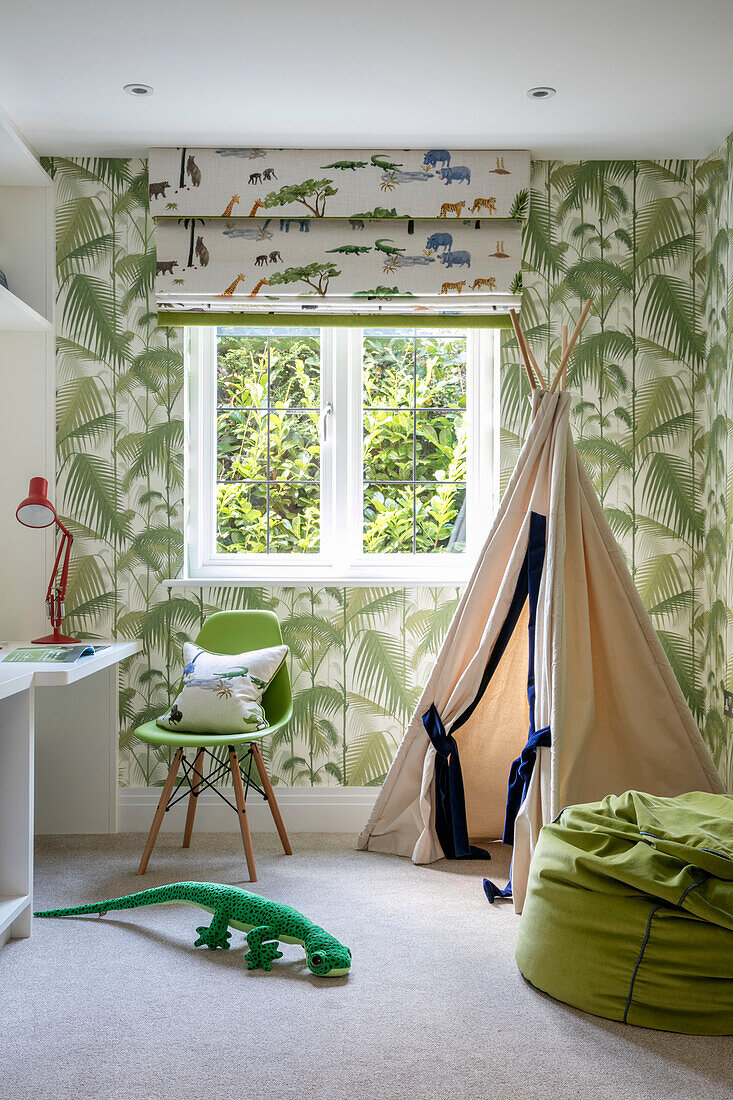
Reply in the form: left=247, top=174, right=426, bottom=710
left=1, top=644, right=110, bottom=665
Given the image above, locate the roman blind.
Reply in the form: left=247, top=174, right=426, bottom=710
left=148, top=147, right=530, bottom=325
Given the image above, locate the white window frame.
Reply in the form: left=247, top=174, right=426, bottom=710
left=184, top=325, right=499, bottom=585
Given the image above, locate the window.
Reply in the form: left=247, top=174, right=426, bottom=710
left=187, top=325, right=498, bottom=582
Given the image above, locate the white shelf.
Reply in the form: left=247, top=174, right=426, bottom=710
left=0, top=284, right=52, bottom=332
left=0, top=106, right=49, bottom=188
left=0, top=103, right=53, bottom=950
left=0, top=894, right=31, bottom=937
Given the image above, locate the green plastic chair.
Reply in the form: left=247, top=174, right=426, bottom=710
left=134, top=610, right=293, bottom=882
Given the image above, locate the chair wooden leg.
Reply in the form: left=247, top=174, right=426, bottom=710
left=229, top=746, right=257, bottom=883
left=182, top=747, right=204, bottom=848
left=251, top=742, right=292, bottom=856
left=137, top=748, right=183, bottom=875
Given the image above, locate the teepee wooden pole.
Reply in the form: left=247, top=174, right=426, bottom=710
left=511, top=310, right=548, bottom=388
left=509, top=310, right=538, bottom=389
left=526, top=343, right=548, bottom=390
left=510, top=310, right=547, bottom=389
left=561, top=324, right=568, bottom=389
left=550, top=299, right=592, bottom=393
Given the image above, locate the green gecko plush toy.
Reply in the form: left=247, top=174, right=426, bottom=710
left=35, top=882, right=351, bottom=976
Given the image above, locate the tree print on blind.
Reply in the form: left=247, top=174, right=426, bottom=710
left=500, top=158, right=731, bottom=791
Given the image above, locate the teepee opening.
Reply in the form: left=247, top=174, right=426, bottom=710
left=456, top=600, right=531, bottom=842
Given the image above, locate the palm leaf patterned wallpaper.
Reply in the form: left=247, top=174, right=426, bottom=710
left=502, top=154, right=732, bottom=792
left=700, top=137, right=733, bottom=790
left=43, top=151, right=733, bottom=792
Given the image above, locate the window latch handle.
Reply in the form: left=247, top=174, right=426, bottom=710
left=320, top=401, right=333, bottom=443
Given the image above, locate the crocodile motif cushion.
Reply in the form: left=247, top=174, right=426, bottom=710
left=156, top=642, right=288, bottom=735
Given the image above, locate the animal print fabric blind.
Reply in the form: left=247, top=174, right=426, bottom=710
left=148, top=147, right=530, bottom=321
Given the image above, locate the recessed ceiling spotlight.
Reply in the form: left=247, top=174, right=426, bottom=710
left=527, top=86, right=556, bottom=100
left=124, top=83, right=154, bottom=98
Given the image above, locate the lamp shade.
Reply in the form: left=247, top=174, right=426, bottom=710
left=16, top=476, right=56, bottom=528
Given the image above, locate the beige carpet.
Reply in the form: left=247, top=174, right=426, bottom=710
left=1, top=833, right=732, bottom=1100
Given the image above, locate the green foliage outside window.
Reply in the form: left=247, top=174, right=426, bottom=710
left=362, top=333, right=466, bottom=553
left=216, top=334, right=321, bottom=554
left=215, top=331, right=468, bottom=556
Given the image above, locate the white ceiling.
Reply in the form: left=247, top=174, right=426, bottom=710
left=2, top=0, right=732, bottom=160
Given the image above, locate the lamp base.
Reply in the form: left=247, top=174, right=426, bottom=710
left=31, top=631, right=80, bottom=645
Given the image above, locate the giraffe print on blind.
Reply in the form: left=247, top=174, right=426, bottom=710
left=218, top=273, right=246, bottom=296
left=221, top=195, right=240, bottom=217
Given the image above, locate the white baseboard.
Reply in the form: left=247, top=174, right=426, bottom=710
left=118, top=786, right=378, bottom=835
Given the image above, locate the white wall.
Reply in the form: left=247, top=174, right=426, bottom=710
left=0, top=335, right=55, bottom=638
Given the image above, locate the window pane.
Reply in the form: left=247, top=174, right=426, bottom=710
left=217, top=409, right=267, bottom=482
left=415, top=485, right=466, bottom=552
left=415, top=411, right=466, bottom=482
left=269, top=484, right=320, bottom=553
left=269, top=335, right=321, bottom=408
left=268, top=412, right=320, bottom=481
left=363, top=335, right=414, bottom=407
left=216, top=483, right=268, bottom=554
left=416, top=336, right=467, bottom=408
left=362, top=331, right=468, bottom=556
left=363, top=409, right=413, bottom=482
left=363, top=484, right=414, bottom=553
left=217, top=336, right=268, bottom=406
left=215, top=330, right=321, bottom=556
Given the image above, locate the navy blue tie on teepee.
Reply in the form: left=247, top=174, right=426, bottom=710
left=422, top=704, right=491, bottom=860
left=483, top=721, right=551, bottom=902
left=422, top=512, right=550, bottom=891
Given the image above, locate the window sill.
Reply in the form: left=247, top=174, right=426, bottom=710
left=163, top=570, right=469, bottom=589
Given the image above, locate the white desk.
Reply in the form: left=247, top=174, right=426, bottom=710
left=2, top=642, right=140, bottom=688
left=0, top=641, right=141, bottom=945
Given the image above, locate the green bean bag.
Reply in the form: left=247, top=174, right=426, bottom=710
left=515, top=790, right=733, bottom=1034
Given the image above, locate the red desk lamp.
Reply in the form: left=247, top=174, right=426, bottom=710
left=15, top=477, right=79, bottom=644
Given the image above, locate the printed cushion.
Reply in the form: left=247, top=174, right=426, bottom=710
left=156, top=642, right=288, bottom=735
